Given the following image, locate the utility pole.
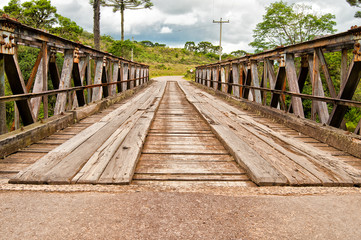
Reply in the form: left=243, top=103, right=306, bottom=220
left=213, top=18, right=229, bottom=62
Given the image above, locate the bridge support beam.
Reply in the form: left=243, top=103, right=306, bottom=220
left=328, top=59, right=361, bottom=127
left=4, top=54, right=36, bottom=125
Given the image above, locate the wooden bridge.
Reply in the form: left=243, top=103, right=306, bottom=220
left=1, top=17, right=361, bottom=187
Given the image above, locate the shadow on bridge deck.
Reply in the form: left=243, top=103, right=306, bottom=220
left=1, top=76, right=361, bottom=187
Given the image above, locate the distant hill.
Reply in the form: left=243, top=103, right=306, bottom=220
left=79, top=31, right=235, bottom=79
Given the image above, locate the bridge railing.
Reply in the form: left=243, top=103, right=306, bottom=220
left=0, top=17, right=149, bottom=134
left=195, top=26, right=361, bottom=135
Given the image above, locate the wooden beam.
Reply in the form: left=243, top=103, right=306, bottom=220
left=262, top=60, right=267, bottom=104
left=26, top=50, right=43, bottom=92
left=86, top=56, right=92, bottom=103
left=285, top=53, right=305, bottom=118
left=129, top=64, right=135, bottom=89
left=232, top=63, right=240, bottom=98
left=30, top=48, right=50, bottom=119
left=288, top=55, right=308, bottom=113
left=315, top=48, right=337, bottom=98
left=91, top=58, right=103, bottom=102
left=309, top=52, right=330, bottom=123
left=270, top=67, right=286, bottom=108
left=54, top=50, right=74, bottom=115
left=42, top=43, right=48, bottom=119
left=250, top=61, right=262, bottom=104
left=4, top=54, right=35, bottom=125
left=355, top=118, right=361, bottom=135
left=341, top=48, right=348, bottom=90
left=207, top=68, right=211, bottom=88
left=112, top=61, right=119, bottom=95
left=213, top=67, right=218, bottom=90
left=122, top=63, right=128, bottom=91
left=136, top=66, right=140, bottom=87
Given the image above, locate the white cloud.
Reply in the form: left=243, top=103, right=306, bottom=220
left=0, top=0, right=359, bottom=53
left=160, top=26, right=173, bottom=34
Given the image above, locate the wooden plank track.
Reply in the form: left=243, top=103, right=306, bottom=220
left=9, top=81, right=166, bottom=184
left=179, top=78, right=361, bottom=186
left=133, top=80, right=254, bottom=187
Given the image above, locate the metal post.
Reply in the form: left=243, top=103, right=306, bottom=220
left=213, top=18, right=229, bottom=62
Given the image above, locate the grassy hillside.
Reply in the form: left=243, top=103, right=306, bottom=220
left=79, top=32, right=222, bottom=78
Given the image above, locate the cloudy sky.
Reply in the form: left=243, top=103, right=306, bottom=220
left=1, top=0, right=360, bottom=53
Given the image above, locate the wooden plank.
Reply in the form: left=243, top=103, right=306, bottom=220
left=135, top=162, right=244, bottom=174
left=309, top=53, right=329, bottom=123
left=9, top=121, right=107, bottom=184
left=285, top=53, right=305, bottom=118
left=192, top=95, right=320, bottom=186
left=232, top=63, right=240, bottom=98
left=122, top=63, right=128, bottom=91
left=74, top=111, right=144, bottom=184
left=43, top=83, right=164, bottom=184
left=30, top=51, right=50, bottom=119
left=213, top=67, right=218, bottom=90
left=316, top=48, right=337, bottom=98
left=201, top=89, right=361, bottom=185
left=91, top=58, right=104, bottom=102
left=139, top=153, right=234, bottom=162
left=54, top=50, right=74, bottom=115
left=10, top=82, right=164, bottom=184
left=98, top=99, right=162, bottom=184
left=133, top=173, right=249, bottom=181
left=179, top=87, right=287, bottom=185
left=340, top=48, right=348, bottom=89
left=250, top=61, right=262, bottom=103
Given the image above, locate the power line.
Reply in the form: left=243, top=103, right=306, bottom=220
left=213, top=18, right=229, bottom=61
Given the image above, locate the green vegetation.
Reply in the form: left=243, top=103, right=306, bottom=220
left=347, top=0, right=361, bottom=18
left=250, top=0, right=336, bottom=52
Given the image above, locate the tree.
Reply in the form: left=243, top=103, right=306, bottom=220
left=2, top=0, right=23, bottom=21
left=250, top=1, right=336, bottom=52
left=92, top=0, right=101, bottom=50
left=197, top=41, right=214, bottom=54
left=230, top=50, right=248, bottom=57
left=51, top=15, right=83, bottom=41
left=184, top=41, right=196, bottom=51
left=102, top=0, right=153, bottom=41
left=347, top=0, right=361, bottom=18
left=21, top=0, right=57, bottom=29
left=140, top=40, right=154, bottom=47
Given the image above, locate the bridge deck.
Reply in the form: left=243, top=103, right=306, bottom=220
left=3, top=76, right=361, bottom=186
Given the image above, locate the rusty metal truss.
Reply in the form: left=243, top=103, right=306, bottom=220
left=0, top=17, right=149, bottom=132
left=196, top=26, right=361, bottom=135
